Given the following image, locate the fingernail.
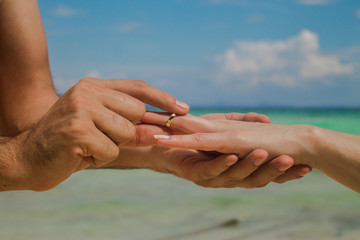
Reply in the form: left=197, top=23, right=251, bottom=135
left=154, top=135, right=170, bottom=140
left=253, top=158, right=265, bottom=167
left=300, top=166, right=312, bottom=176
left=278, top=165, right=291, bottom=172
left=176, top=100, right=189, bottom=111
left=225, top=158, right=238, bottom=166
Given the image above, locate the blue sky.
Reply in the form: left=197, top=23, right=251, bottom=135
left=38, top=0, right=360, bottom=107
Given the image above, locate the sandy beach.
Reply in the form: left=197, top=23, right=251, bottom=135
left=0, top=168, right=359, bottom=240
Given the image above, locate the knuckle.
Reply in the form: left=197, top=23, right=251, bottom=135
left=72, top=78, right=101, bottom=95
left=68, top=95, right=88, bottom=112
left=74, top=79, right=92, bottom=92
left=121, top=121, right=136, bottom=142
left=70, top=145, right=85, bottom=156
left=111, top=113, right=122, bottom=126
left=66, top=119, right=88, bottom=137
left=134, top=102, right=146, bottom=121
left=133, top=79, right=148, bottom=88
left=106, top=144, right=120, bottom=161
left=193, top=133, right=207, bottom=143
left=226, top=112, right=239, bottom=120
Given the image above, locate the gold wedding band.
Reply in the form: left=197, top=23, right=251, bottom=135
left=165, top=113, right=176, bottom=128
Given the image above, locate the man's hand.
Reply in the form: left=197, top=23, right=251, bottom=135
left=159, top=148, right=298, bottom=188
left=10, top=78, right=188, bottom=191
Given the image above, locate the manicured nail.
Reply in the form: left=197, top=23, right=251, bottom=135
left=176, top=100, right=189, bottom=111
left=154, top=135, right=170, bottom=140
left=278, top=165, right=291, bottom=172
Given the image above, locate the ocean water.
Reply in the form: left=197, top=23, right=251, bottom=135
left=1, top=108, right=360, bottom=240
left=190, top=108, right=360, bottom=135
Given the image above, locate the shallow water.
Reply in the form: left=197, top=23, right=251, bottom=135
left=1, top=108, right=359, bottom=240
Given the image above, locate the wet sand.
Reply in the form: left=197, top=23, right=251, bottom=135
left=0, top=169, right=359, bottom=240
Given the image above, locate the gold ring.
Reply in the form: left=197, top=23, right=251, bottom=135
left=165, top=113, right=176, bottom=128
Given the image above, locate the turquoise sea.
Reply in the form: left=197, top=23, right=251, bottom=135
left=1, top=108, right=360, bottom=240
left=191, top=108, right=360, bottom=135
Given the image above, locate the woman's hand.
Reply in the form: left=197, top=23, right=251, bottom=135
left=142, top=112, right=312, bottom=163
left=144, top=112, right=360, bottom=193
left=134, top=112, right=311, bottom=188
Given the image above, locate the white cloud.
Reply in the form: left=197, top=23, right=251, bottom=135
left=53, top=77, right=77, bottom=93
left=51, top=5, right=82, bottom=17
left=53, top=71, right=102, bottom=93
left=298, top=0, right=334, bottom=5
left=356, top=9, right=360, bottom=19
left=215, top=29, right=354, bottom=87
left=86, top=70, right=102, bottom=79
left=115, top=22, right=142, bottom=33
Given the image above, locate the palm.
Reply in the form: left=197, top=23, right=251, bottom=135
left=163, top=148, right=227, bottom=182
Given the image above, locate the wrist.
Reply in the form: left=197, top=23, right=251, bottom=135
left=296, top=125, right=323, bottom=168
left=128, top=146, right=170, bottom=173
left=0, top=131, right=32, bottom=191
left=147, top=146, right=171, bottom=173
left=98, top=146, right=169, bottom=173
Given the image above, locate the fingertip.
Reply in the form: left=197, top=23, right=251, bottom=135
left=276, top=155, right=294, bottom=172
left=224, top=154, right=238, bottom=166
left=279, top=155, right=295, bottom=165
left=175, top=100, right=190, bottom=115
left=252, top=149, right=269, bottom=159
left=298, top=165, right=312, bottom=176
left=259, top=115, right=271, bottom=123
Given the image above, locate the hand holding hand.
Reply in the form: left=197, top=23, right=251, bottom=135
left=13, top=78, right=189, bottom=191
left=135, top=112, right=311, bottom=188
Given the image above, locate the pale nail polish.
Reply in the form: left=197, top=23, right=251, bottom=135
left=154, top=135, right=170, bottom=140
left=176, top=100, right=189, bottom=111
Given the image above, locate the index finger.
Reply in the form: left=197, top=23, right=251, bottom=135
left=100, top=79, right=190, bottom=115
left=155, top=133, right=251, bottom=157
left=142, top=111, right=220, bottom=133
left=200, top=112, right=271, bottom=123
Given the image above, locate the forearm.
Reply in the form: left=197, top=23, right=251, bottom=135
left=92, top=146, right=169, bottom=173
left=0, top=133, right=30, bottom=191
left=307, top=127, right=360, bottom=192
left=0, top=0, right=58, bottom=136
